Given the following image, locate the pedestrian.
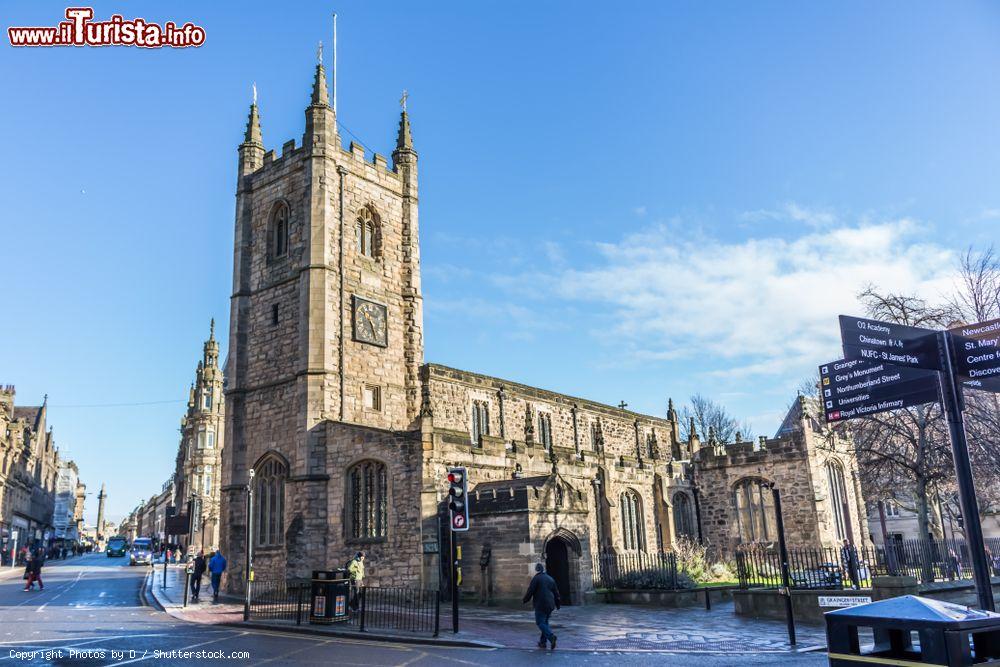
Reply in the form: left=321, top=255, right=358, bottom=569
left=24, top=547, right=44, bottom=591
left=190, top=550, right=206, bottom=602
left=948, top=548, right=962, bottom=580
left=840, top=539, right=860, bottom=589
left=347, top=551, right=366, bottom=610
left=166, top=548, right=172, bottom=565
left=522, top=563, right=560, bottom=650
left=208, top=549, right=227, bottom=601
left=22, top=550, right=33, bottom=591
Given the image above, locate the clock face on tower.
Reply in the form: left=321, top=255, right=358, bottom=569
left=352, top=296, right=388, bottom=347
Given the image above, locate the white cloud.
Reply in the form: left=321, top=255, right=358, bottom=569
left=742, top=201, right=838, bottom=228
left=499, top=214, right=956, bottom=379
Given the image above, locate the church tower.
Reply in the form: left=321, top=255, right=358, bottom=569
left=221, top=54, right=424, bottom=586
left=174, top=321, right=225, bottom=554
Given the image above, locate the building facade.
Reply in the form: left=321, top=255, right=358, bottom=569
left=217, top=60, right=867, bottom=602
left=0, top=386, right=60, bottom=561
left=54, top=460, right=84, bottom=544
left=171, top=324, right=225, bottom=555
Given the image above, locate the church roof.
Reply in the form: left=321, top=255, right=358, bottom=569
left=13, top=406, right=43, bottom=429
left=773, top=395, right=822, bottom=438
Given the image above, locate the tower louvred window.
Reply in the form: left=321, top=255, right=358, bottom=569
left=355, top=207, right=380, bottom=258
left=270, top=202, right=289, bottom=260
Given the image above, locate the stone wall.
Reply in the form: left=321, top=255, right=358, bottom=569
left=695, top=398, right=867, bottom=554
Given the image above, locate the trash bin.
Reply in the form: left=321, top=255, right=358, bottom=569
left=826, top=595, right=1000, bottom=666
left=309, top=569, right=350, bottom=624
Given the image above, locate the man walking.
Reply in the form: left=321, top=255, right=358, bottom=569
left=23, top=546, right=44, bottom=592
left=347, top=551, right=365, bottom=610
left=840, top=539, right=860, bottom=589
left=190, top=550, right=206, bottom=602
left=208, top=549, right=227, bottom=602
left=522, top=563, right=560, bottom=650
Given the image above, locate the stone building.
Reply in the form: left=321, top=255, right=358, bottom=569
left=0, top=386, right=60, bottom=560
left=217, top=58, right=867, bottom=603
left=171, top=323, right=225, bottom=555
left=695, top=396, right=868, bottom=553
left=54, top=460, right=83, bottom=545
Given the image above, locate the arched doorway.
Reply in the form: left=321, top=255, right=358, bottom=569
left=545, top=537, right=572, bottom=605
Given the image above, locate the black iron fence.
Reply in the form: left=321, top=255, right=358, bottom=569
left=736, top=538, right=1000, bottom=591
left=247, top=578, right=310, bottom=622
left=247, top=578, right=440, bottom=637
left=593, top=551, right=679, bottom=590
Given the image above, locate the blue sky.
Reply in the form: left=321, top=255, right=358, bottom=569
left=2, top=1, right=999, bottom=523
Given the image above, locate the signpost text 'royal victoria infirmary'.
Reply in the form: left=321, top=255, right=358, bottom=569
left=218, top=54, right=868, bottom=604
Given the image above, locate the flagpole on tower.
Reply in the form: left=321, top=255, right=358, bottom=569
left=332, top=12, right=338, bottom=114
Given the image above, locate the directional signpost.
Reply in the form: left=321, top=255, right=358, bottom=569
left=819, top=358, right=939, bottom=423
left=950, top=318, right=1000, bottom=394
left=827, top=315, right=999, bottom=612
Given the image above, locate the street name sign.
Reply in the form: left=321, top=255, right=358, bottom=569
left=819, top=358, right=939, bottom=423
left=840, top=315, right=941, bottom=370
left=818, top=595, right=872, bottom=608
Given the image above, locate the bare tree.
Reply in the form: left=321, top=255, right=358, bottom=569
left=948, top=246, right=1000, bottom=323
left=679, top=394, right=753, bottom=443
left=853, top=245, right=1000, bottom=554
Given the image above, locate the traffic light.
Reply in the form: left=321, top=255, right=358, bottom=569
left=447, top=467, right=469, bottom=532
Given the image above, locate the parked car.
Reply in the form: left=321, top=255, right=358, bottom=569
left=129, top=538, right=153, bottom=566
left=790, top=563, right=843, bottom=589
left=106, top=537, right=128, bottom=558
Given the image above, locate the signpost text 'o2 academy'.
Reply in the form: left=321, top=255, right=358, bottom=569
left=839, top=315, right=941, bottom=370
left=819, top=358, right=938, bottom=423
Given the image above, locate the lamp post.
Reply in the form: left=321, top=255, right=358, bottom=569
left=763, top=480, right=795, bottom=646
left=243, top=468, right=254, bottom=622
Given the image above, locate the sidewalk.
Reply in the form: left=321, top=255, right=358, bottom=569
left=145, top=565, right=492, bottom=647
left=145, top=565, right=827, bottom=653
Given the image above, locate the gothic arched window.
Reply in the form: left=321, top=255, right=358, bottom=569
left=734, top=478, right=775, bottom=543
left=672, top=492, right=695, bottom=540
left=355, top=207, right=380, bottom=258
left=826, top=460, right=851, bottom=541
left=254, top=456, right=286, bottom=547
left=347, top=460, right=388, bottom=541
left=620, top=489, right=646, bottom=551
left=471, top=400, right=489, bottom=445
left=270, top=202, right=289, bottom=260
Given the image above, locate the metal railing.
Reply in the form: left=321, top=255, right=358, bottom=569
left=592, top=551, right=678, bottom=590
left=353, top=586, right=439, bottom=635
left=247, top=578, right=310, bottom=623
left=247, top=579, right=440, bottom=637
left=736, top=538, right=1000, bottom=590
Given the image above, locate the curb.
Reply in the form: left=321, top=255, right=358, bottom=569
left=140, top=571, right=164, bottom=611
left=226, top=621, right=501, bottom=649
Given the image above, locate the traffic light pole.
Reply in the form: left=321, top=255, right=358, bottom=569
left=939, top=331, right=995, bottom=612
left=450, top=528, right=459, bottom=633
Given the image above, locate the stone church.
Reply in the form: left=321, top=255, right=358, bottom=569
left=218, top=58, right=866, bottom=602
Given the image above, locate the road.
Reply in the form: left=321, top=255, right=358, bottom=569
left=0, top=554, right=826, bottom=665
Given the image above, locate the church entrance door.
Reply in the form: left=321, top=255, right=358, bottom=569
left=545, top=536, right=572, bottom=605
